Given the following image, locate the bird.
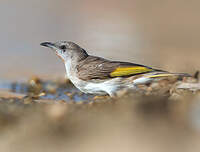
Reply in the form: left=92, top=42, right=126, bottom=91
left=40, top=41, right=190, bottom=97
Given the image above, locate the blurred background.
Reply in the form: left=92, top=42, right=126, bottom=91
left=0, top=0, right=200, bottom=80
left=1, top=1, right=200, bottom=152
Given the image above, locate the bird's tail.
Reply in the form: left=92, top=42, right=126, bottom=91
left=133, top=72, right=190, bottom=85
left=145, top=72, right=191, bottom=79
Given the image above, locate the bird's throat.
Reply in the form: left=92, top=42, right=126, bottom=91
left=64, top=60, right=78, bottom=80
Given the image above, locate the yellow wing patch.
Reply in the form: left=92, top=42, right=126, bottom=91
left=110, top=66, right=153, bottom=77
left=145, top=73, right=175, bottom=78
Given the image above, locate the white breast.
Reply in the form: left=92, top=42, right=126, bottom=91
left=64, top=61, right=137, bottom=96
left=65, top=61, right=118, bottom=95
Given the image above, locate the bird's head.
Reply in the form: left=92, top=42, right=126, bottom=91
left=40, top=41, right=88, bottom=62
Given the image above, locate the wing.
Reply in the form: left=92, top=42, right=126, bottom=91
left=76, top=56, right=161, bottom=81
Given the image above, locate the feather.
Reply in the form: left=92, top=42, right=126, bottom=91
left=76, top=56, right=158, bottom=80
left=110, top=67, right=153, bottom=77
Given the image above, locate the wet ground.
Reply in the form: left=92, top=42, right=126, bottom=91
left=1, top=77, right=200, bottom=152
left=0, top=77, right=95, bottom=102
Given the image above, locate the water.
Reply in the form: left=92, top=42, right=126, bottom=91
left=0, top=79, right=94, bottom=102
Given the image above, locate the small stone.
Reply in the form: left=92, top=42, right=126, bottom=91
left=28, top=76, right=43, bottom=95
left=28, top=76, right=41, bottom=86
left=23, top=96, right=34, bottom=104
left=38, top=92, right=46, bottom=97
left=45, top=83, right=57, bottom=94
left=93, top=96, right=105, bottom=100
left=65, top=92, right=75, bottom=100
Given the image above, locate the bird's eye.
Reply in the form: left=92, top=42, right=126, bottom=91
left=60, top=45, right=66, bottom=50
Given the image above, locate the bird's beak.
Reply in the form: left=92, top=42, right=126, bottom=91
left=40, top=42, right=55, bottom=49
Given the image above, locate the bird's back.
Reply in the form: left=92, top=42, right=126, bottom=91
left=76, top=56, right=164, bottom=81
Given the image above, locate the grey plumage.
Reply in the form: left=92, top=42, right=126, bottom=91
left=76, top=56, right=157, bottom=81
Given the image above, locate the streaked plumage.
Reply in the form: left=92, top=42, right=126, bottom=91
left=76, top=55, right=161, bottom=80
left=41, top=41, right=190, bottom=97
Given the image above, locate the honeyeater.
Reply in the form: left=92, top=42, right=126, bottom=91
left=40, top=41, right=189, bottom=97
